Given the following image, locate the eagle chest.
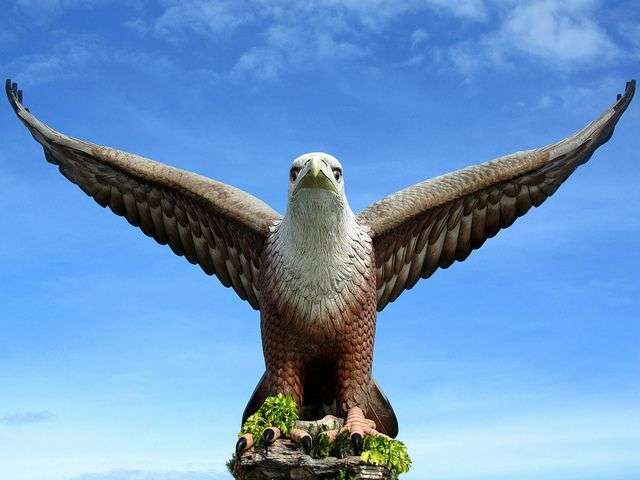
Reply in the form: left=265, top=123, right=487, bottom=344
left=258, top=222, right=377, bottom=341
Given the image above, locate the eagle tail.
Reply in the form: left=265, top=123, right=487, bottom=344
left=241, top=372, right=399, bottom=438
left=365, top=378, right=399, bottom=438
left=242, top=371, right=270, bottom=426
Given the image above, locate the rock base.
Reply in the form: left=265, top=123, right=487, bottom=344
left=230, top=440, right=392, bottom=480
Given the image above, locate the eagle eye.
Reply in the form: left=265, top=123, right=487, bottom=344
left=333, top=168, right=342, bottom=182
left=290, top=167, right=301, bottom=182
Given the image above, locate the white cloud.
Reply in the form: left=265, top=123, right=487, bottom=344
left=320, top=0, right=488, bottom=24
left=436, top=43, right=484, bottom=76
left=4, top=36, right=107, bottom=85
left=125, top=0, right=627, bottom=81
left=536, top=94, right=554, bottom=109
left=423, top=0, right=487, bottom=20
left=152, top=0, right=254, bottom=42
left=3, top=34, right=179, bottom=86
left=146, top=0, right=487, bottom=39
left=7, top=0, right=630, bottom=88
left=14, top=0, right=79, bottom=12
left=496, top=0, right=619, bottom=65
left=411, top=28, right=429, bottom=49
left=434, top=0, right=620, bottom=76
left=1, top=411, right=56, bottom=426
left=230, top=19, right=365, bottom=81
left=618, top=21, right=640, bottom=59
left=12, top=0, right=120, bottom=20
left=525, top=75, right=626, bottom=112
left=69, top=470, right=226, bottom=480
left=136, top=0, right=491, bottom=80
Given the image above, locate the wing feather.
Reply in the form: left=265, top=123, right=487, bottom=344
left=6, top=79, right=282, bottom=309
left=358, top=81, right=635, bottom=312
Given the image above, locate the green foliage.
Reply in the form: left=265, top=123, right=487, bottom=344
left=312, top=430, right=352, bottom=459
left=360, top=436, right=412, bottom=479
left=240, top=394, right=299, bottom=446
left=312, top=430, right=332, bottom=458
left=331, top=431, right=353, bottom=459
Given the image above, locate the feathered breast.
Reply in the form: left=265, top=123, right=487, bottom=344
left=259, top=216, right=376, bottom=334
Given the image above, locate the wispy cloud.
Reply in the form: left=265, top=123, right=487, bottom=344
left=3, top=33, right=179, bottom=86
left=6, top=0, right=630, bottom=84
left=1, top=411, right=56, bottom=426
left=231, top=24, right=365, bottom=81
left=433, top=0, right=620, bottom=76
left=150, top=0, right=254, bottom=42
left=494, top=0, right=619, bottom=66
left=618, top=21, right=640, bottom=59
left=525, top=75, right=626, bottom=111
left=69, top=470, right=226, bottom=480
left=12, top=0, right=121, bottom=22
left=131, top=0, right=490, bottom=80
left=410, top=28, right=429, bottom=49
left=3, top=35, right=106, bottom=85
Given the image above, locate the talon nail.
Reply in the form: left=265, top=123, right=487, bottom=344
left=301, top=435, right=312, bottom=454
left=351, top=432, right=363, bottom=454
left=263, top=428, right=276, bottom=445
left=235, top=437, right=247, bottom=456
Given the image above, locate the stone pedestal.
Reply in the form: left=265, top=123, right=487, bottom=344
left=230, top=440, right=392, bottom=480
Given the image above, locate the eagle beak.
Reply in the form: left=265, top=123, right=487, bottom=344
left=296, top=158, right=337, bottom=193
left=310, top=157, right=322, bottom=178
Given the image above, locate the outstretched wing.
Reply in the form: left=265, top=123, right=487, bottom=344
left=358, top=80, right=635, bottom=312
left=6, top=79, right=282, bottom=309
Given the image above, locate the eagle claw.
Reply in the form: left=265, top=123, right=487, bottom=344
left=340, top=406, right=390, bottom=453
left=351, top=432, right=363, bottom=454
left=262, top=427, right=280, bottom=445
left=235, top=437, right=247, bottom=456
left=235, top=433, right=254, bottom=457
left=301, top=435, right=312, bottom=454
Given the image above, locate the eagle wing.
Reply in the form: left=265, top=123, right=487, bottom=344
left=6, top=79, right=282, bottom=309
left=358, top=80, right=635, bottom=312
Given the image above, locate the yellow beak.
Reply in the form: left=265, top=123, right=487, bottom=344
left=296, top=158, right=337, bottom=193
left=309, top=157, right=322, bottom=178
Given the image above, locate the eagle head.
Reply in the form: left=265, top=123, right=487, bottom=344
left=283, top=152, right=356, bottom=250
left=287, top=152, right=345, bottom=209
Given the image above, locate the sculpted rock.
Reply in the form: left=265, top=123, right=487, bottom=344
left=231, top=440, right=391, bottom=480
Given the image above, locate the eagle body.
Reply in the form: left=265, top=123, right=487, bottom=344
left=259, top=188, right=379, bottom=422
left=6, top=78, right=635, bottom=440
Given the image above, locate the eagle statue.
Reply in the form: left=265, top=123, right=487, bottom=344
left=6, top=78, right=635, bottom=455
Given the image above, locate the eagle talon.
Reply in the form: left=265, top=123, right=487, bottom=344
left=341, top=406, right=388, bottom=452
left=301, top=435, right=312, bottom=454
left=291, top=428, right=313, bottom=454
left=236, top=433, right=253, bottom=456
left=351, top=432, right=363, bottom=454
left=262, top=426, right=281, bottom=445
left=235, top=437, right=246, bottom=456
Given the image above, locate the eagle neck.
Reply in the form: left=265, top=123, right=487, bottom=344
left=280, top=198, right=358, bottom=253
left=265, top=194, right=373, bottom=329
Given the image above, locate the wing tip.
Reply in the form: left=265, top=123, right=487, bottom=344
left=625, top=79, right=636, bottom=94
left=614, top=79, right=635, bottom=113
left=5, top=78, right=27, bottom=114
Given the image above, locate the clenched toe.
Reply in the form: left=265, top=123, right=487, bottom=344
left=341, top=407, right=388, bottom=454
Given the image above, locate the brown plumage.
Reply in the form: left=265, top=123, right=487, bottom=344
left=6, top=79, right=635, bottom=440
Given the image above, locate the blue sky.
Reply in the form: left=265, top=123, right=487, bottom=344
left=0, top=1, right=639, bottom=479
